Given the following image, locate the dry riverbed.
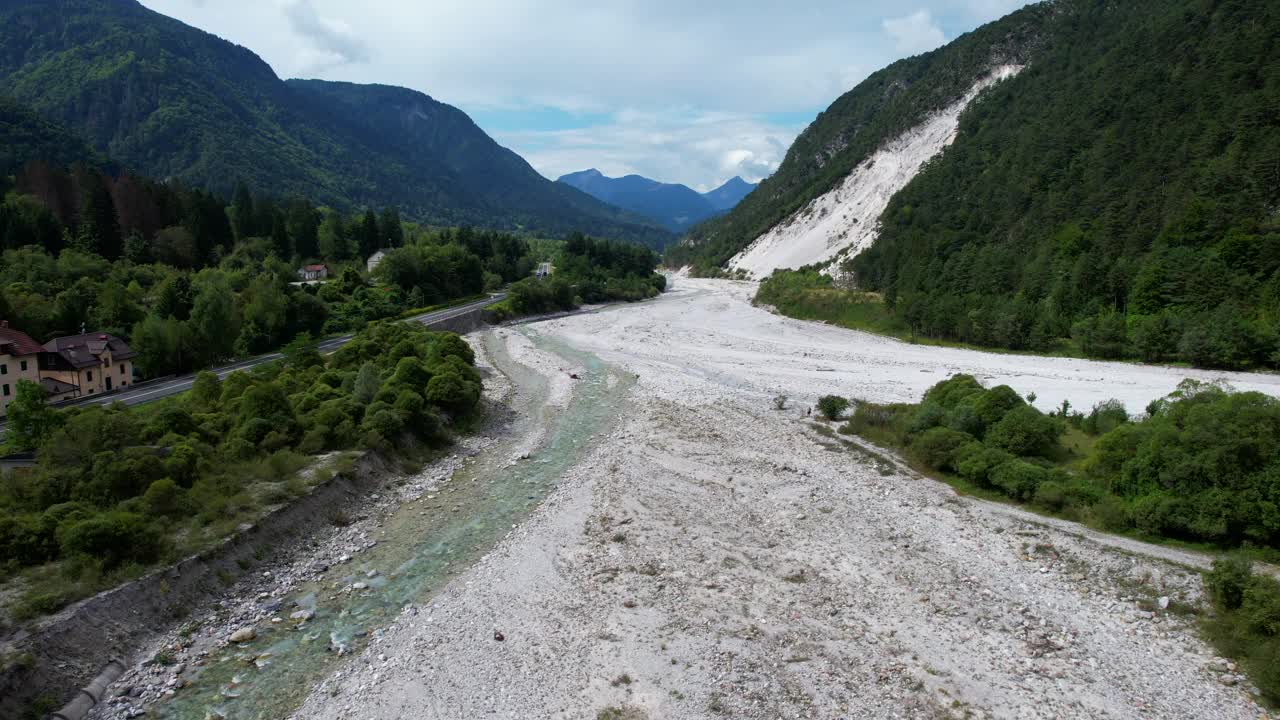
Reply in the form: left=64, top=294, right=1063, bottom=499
left=290, top=278, right=1276, bottom=720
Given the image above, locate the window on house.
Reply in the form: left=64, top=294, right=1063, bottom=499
left=1, top=364, right=7, bottom=375
left=120, top=364, right=126, bottom=375
left=20, top=360, right=28, bottom=372
left=87, top=371, right=94, bottom=382
left=2, top=384, right=8, bottom=397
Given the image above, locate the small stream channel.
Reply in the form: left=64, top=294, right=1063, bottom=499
left=155, top=327, right=630, bottom=720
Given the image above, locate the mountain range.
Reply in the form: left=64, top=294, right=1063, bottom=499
left=0, top=0, right=673, bottom=248
left=557, top=169, right=755, bottom=234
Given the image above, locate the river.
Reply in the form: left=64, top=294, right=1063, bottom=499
left=153, top=327, right=630, bottom=720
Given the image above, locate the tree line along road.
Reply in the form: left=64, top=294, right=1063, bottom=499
left=0, top=294, right=505, bottom=441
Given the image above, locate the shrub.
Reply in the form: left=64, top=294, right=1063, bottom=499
left=986, top=405, right=1062, bottom=458
left=1204, top=558, right=1280, bottom=702
left=1208, top=557, right=1255, bottom=611
left=921, top=374, right=983, bottom=409
left=1088, top=495, right=1132, bottom=532
left=12, top=591, right=73, bottom=621
left=969, top=386, right=1026, bottom=432
left=989, top=460, right=1049, bottom=501
left=0, top=514, right=58, bottom=567
left=1033, top=480, right=1067, bottom=511
left=943, top=402, right=984, bottom=437
left=954, top=444, right=1013, bottom=486
left=816, top=395, right=850, bottom=421
left=362, top=408, right=406, bottom=439
left=238, top=417, right=275, bottom=445
left=425, top=372, right=481, bottom=416
left=1082, top=399, right=1129, bottom=436
left=428, top=332, right=476, bottom=366
left=59, top=512, right=162, bottom=569
left=143, top=478, right=187, bottom=517
left=1242, top=574, right=1280, bottom=636
left=908, top=402, right=946, bottom=433
left=389, top=357, right=432, bottom=390
left=910, top=427, right=973, bottom=471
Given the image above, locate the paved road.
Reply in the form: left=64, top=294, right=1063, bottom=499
left=0, top=294, right=504, bottom=438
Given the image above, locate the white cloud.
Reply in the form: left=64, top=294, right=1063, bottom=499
left=282, top=0, right=370, bottom=72
left=883, top=10, right=947, bottom=55
left=498, top=111, right=804, bottom=191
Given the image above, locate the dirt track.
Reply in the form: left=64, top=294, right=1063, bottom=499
left=293, top=278, right=1275, bottom=719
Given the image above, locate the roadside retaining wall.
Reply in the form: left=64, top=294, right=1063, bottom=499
left=418, top=306, right=488, bottom=335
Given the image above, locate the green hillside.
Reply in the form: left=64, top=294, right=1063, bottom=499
left=675, top=0, right=1280, bottom=369
left=0, top=0, right=671, bottom=247
left=849, top=0, right=1280, bottom=368
left=0, top=95, right=103, bottom=177
left=668, top=2, right=1050, bottom=269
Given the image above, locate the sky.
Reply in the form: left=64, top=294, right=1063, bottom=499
left=139, top=0, right=1028, bottom=191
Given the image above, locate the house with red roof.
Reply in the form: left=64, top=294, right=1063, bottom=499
left=297, top=264, right=329, bottom=281
left=0, top=321, right=44, bottom=416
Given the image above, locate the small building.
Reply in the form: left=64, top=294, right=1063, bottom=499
left=40, top=377, right=79, bottom=403
left=41, top=332, right=137, bottom=397
left=367, top=250, right=388, bottom=274
left=297, top=264, right=329, bottom=281
left=0, top=321, right=44, bottom=416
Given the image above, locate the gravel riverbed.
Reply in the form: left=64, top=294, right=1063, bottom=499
left=289, top=278, right=1275, bottom=720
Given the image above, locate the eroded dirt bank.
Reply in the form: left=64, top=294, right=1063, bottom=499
left=292, top=279, right=1275, bottom=720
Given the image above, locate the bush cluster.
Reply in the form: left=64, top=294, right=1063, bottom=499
left=1205, top=558, right=1280, bottom=702
left=845, top=375, right=1280, bottom=549
left=0, top=323, right=482, bottom=615
left=487, top=232, right=664, bottom=321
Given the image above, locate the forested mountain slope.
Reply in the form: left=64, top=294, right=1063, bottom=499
left=0, top=95, right=102, bottom=176
left=675, top=0, right=1280, bottom=368
left=0, top=0, right=672, bottom=246
left=850, top=0, right=1280, bottom=365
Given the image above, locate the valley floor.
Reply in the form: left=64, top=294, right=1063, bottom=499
left=295, top=278, right=1277, bottom=719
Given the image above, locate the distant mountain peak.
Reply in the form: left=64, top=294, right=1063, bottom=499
left=558, top=169, right=756, bottom=234
left=703, top=176, right=758, bottom=212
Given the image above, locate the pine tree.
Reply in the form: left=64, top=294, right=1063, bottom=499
left=230, top=180, right=255, bottom=241
left=286, top=198, right=320, bottom=259
left=358, top=209, right=380, bottom=258
left=271, top=210, right=291, bottom=259
left=79, top=170, right=121, bottom=258
left=379, top=207, right=404, bottom=248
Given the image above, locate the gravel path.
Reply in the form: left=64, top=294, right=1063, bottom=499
left=294, top=279, right=1274, bottom=720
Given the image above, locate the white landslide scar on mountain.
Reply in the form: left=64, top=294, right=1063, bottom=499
left=729, top=65, right=1023, bottom=279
